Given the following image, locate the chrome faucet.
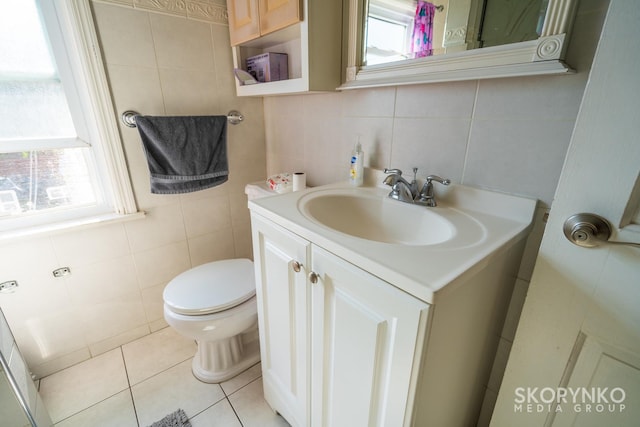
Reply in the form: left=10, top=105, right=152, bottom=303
left=383, top=168, right=418, bottom=203
left=415, top=175, right=450, bottom=207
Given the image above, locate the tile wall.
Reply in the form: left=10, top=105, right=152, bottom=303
left=0, top=0, right=266, bottom=378
left=264, top=0, right=607, bottom=209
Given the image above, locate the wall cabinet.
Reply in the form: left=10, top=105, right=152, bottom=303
left=227, top=0, right=343, bottom=96
left=228, top=0, right=301, bottom=47
left=251, top=214, right=429, bottom=426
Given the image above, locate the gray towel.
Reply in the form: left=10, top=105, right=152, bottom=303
left=136, top=115, right=228, bottom=194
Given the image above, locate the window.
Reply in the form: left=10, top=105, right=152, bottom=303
left=365, top=16, right=412, bottom=65
left=365, top=0, right=415, bottom=65
left=0, top=0, right=137, bottom=236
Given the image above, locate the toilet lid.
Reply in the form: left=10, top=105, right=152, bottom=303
left=163, top=259, right=255, bottom=315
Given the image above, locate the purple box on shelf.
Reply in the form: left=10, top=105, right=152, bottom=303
left=245, top=53, right=288, bottom=83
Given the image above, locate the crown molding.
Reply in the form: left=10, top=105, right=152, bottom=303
left=92, top=0, right=228, bottom=25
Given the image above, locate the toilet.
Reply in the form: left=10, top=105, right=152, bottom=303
left=162, top=182, right=274, bottom=383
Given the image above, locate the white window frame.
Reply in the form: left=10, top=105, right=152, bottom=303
left=0, top=0, right=139, bottom=238
left=365, top=0, right=415, bottom=65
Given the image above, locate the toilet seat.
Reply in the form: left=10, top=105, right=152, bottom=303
left=163, top=259, right=255, bottom=316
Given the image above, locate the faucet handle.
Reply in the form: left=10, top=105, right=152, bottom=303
left=383, top=168, right=403, bottom=176
left=425, top=175, right=451, bottom=185
left=416, top=175, right=450, bottom=207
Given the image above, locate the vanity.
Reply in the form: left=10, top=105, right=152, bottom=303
left=249, top=172, right=536, bottom=426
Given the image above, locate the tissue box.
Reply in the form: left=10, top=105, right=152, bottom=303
left=246, top=53, right=288, bottom=83
left=266, top=173, right=292, bottom=193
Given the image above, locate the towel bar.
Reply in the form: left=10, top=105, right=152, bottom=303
left=121, top=110, right=244, bottom=128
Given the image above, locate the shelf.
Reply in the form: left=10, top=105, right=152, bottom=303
left=230, top=0, right=342, bottom=97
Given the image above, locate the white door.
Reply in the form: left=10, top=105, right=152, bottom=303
left=491, top=2, right=640, bottom=426
left=251, top=215, right=311, bottom=427
left=309, top=245, right=429, bottom=427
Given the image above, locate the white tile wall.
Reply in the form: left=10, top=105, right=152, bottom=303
left=263, top=0, right=607, bottom=209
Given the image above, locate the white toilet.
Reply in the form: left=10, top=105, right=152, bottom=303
left=162, top=182, right=274, bottom=383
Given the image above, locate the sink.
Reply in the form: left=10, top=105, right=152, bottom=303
left=299, top=189, right=455, bottom=245
left=250, top=178, right=535, bottom=301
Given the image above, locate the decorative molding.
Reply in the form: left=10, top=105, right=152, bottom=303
left=534, top=34, right=566, bottom=61
left=346, top=66, right=357, bottom=82
left=540, top=0, right=578, bottom=36
left=135, top=0, right=187, bottom=17
left=346, top=0, right=364, bottom=74
left=340, top=40, right=572, bottom=90
left=57, top=0, right=138, bottom=215
left=443, top=25, right=467, bottom=47
left=186, top=0, right=227, bottom=23
left=340, top=60, right=572, bottom=90
left=342, top=0, right=578, bottom=89
left=93, top=0, right=228, bottom=25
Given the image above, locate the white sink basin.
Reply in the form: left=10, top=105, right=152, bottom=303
left=299, top=189, right=455, bottom=245
left=249, top=178, right=536, bottom=302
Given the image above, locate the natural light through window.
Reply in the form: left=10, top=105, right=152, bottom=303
left=0, top=0, right=100, bottom=221
left=366, top=16, right=411, bottom=65
left=0, top=0, right=136, bottom=235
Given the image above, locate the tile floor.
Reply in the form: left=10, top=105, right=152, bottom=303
left=38, top=327, right=290, bottom=427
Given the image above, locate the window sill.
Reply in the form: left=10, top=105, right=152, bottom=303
left=0, top=211, right=146, bottom=243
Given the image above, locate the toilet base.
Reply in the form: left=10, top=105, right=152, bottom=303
left=191, top=330, right=261, bottom=383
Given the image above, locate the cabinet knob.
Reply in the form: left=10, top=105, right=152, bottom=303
left=308, top=271, right=319, bottom=284
left=292, top=260, right=302, bottom=273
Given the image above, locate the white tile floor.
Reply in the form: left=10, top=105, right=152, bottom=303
left=38, top=327, right=290, bottom=427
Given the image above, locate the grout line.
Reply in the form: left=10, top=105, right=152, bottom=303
left=187, top=392, right=229, bottom=424
left=120, top=346, right=141, bottom=427
left=47, top=330, right=265, bottom=427
left=388, top=87, right=399, bottom=167
left=226, top=396, right=245, bottom=426
left=460, top=80, right=481, bottom=184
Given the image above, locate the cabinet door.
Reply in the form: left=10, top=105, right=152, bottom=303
left=259, top=0, right=301, bottom=36
left=251, top=214, right=310, bottom=426
left=227, top=0, right=260, bottom=46
left=310, top=246, right=430, bottom=427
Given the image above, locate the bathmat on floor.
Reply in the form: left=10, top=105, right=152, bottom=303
left=147, top=408, right=192, bottom=427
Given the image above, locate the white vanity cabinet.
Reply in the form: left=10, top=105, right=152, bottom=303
left=251, top=214, right=429, bottom=426
left=249, top=181, right=534, bottom=426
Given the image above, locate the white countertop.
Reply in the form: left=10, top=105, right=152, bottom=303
left=248, top=178, right=536, bottom=304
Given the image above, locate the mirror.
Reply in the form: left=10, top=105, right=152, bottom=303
left=341, top=0, right=578, bottom=89
left=364, top=0, right=547, bottom=65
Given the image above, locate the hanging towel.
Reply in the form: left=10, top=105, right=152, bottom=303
left=136, top=115, right=228, bottom=194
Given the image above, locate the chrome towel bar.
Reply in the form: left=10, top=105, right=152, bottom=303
left=121, top=110, right=244, bottom=128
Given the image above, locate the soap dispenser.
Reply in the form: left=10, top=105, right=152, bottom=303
left=349, top=137, right=364, bottom=186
